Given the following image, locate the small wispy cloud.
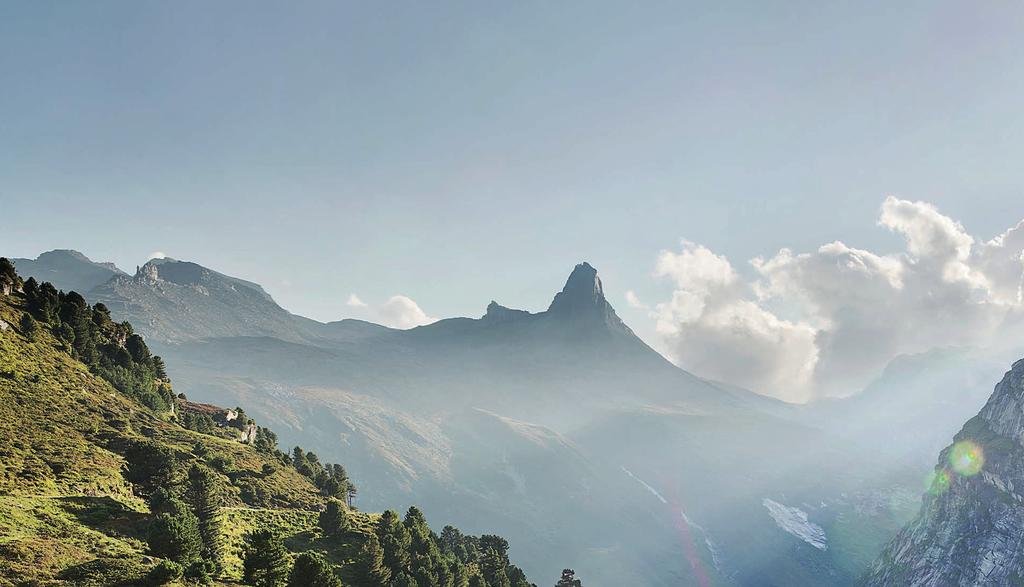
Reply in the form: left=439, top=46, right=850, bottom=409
left=624, top=290, right=649, bottom=310
left=346, top=293, right=368, bottom=308
left=147, top=251, right=167, bottom=260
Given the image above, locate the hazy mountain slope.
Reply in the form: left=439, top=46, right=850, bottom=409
left=166, top=374, right=728, bottom=586
left=13, top=249, right=125, bottom=295
left=861, top=358, right=1024, bottom=586
left=806, top=348, right=1004, bottom=470
left=571, top=404, right=921, bottom=587
left=89, top=258, right=323, bottom=344
left=158, top=263, right=767, bottom=427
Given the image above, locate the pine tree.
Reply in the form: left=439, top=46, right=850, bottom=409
left=243, top=530, right=290, bottom=587
left=187, top=464, right=224, bottom=568
left=147, top=498, right=202, bottom=563
left=480, top=548, right=511, bottom=587
left=404, top=506, right=439, bottom=560
left=0, top=257, right=21, bottom=295
left=152, top=355, right=168, bottom=380
left=554, top=569, right=582, bottom=587
left=354, top=533, right=391, bottom=586
left=393, top=573, right=420, bottom=587
left=19, top=313, right=38, bottom=340
left=377, top=509, right=411, bottom=575
left=288, top=552, right=341, bottom=587
left=318, top=498, right=350, bottom=537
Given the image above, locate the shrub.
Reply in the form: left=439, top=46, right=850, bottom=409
left=147, top=560, right=183, bottom=585
left=288, top=552, right=341, bottom=587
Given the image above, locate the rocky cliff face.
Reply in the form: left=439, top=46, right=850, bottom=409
left=861, top=358, right=1024, bottom=586
left=545, top=262, right=634, bottom=336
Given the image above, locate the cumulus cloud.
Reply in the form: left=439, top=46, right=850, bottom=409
left=147, top=251, right=167, bottom=260
left=346, top=293, right=368, bottom=308
left=376, top=295, right=437, bottom=329
left=624, top=290, right=648, bottom=310
left=649, top=197, right=1024, bottom=402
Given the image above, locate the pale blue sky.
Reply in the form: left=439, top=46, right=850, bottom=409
left=2, top=1, right=1023, bottom=348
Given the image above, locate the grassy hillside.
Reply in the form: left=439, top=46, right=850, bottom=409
left=0, top=292, right=330, bottom=584
left=0, top=264, right=537, bottom=587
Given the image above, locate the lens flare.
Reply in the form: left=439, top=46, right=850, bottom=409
left=925, top=468, right=951, bottom=495
left=949, top=440, right=984, bottom=476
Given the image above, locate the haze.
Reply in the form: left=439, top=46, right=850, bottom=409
left=3, top=1, right=1024, bottom=402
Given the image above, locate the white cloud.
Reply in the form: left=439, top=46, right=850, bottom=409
left=655, top=241, right=737, bottom=295
left=346, top=293, right=368, bottom=308
left=376, top=295, right=437, bottom=329
left=147, top=251, right=167, bottom=260
left=648, top=198, right=1024, bottom=402
left=624, top=290, right=648, bottom=310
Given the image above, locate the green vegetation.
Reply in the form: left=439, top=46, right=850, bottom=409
left=288, top=552, right=341, bottom=587
left=21, top=274, right=173, bottom=411
left=0, top=259, right=538, bottom=586
left=243, top=530, right=290, bottom=587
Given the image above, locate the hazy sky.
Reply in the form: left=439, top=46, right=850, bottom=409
left=3, top=2, right=1023, bottom=399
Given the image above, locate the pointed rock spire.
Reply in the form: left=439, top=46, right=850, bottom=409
left=546, top=262, right=631, bottom=335
left=547, top=262, right=605, bottom=314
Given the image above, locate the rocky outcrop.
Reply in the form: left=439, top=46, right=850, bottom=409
left=482, top=301, right=531, bottom=323
left=861, top=359, right=1024, bottom=586
left=545, top=262, right=634, bottom=336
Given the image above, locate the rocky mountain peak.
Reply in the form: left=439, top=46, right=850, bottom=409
left=545, top=262, right=632, bottom=336
left=547, top=262, right=605, bottom=314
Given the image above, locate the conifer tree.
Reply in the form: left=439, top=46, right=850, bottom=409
left=187, top=464, right=224, bottom=568
left=287, top=551, right=341, bottom=587
left=19, top=313, right=37, bottom=340
left=318, top=498, right=350, bottom=537
left=147, top=498, right=202, bottom=563
left=393, top=573, right=420, bottom=587
left=243, top=530, right=290, bottom=587
left=377, top=510, right=411, bottom=577
left=354, top=533, right=391, bottom=586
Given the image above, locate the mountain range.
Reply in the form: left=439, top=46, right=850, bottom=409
left=11, top=249, right=1005, bottom=586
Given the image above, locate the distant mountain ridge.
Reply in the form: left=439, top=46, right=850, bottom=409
left=12, top=249, right=125, bottom=295
left=90, top=258, right=324, bottom=344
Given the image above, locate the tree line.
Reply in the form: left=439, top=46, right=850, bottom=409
left=6, top=258, right=174, bottom=412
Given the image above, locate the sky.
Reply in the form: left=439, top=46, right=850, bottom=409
left=2, top=1, right=1024, bottom=401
